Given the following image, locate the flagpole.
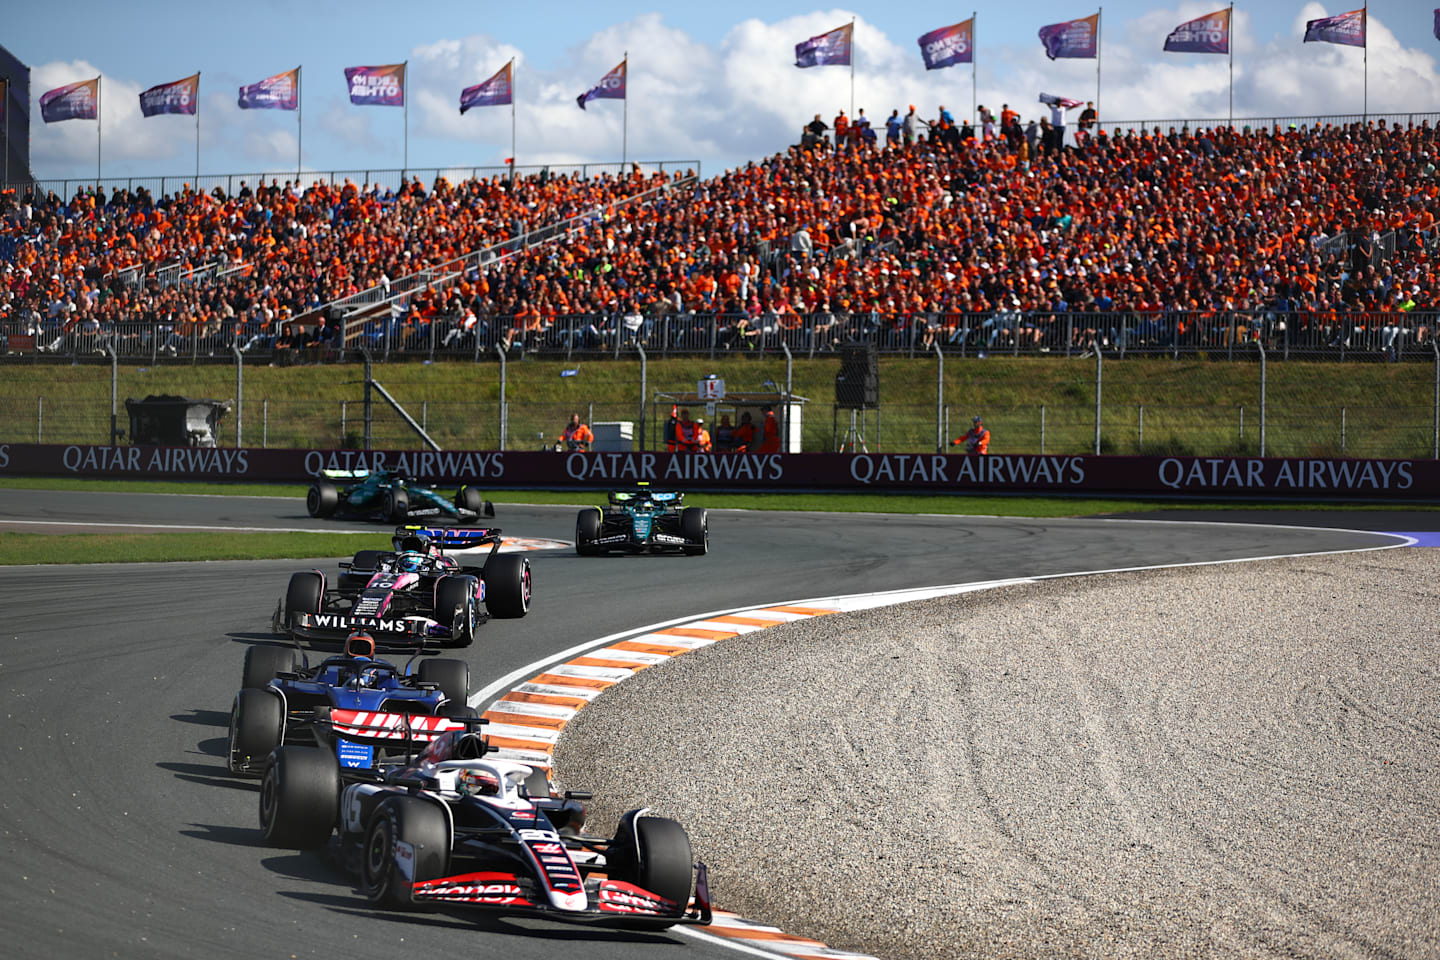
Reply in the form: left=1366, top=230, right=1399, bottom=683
left=403, top=60, right=409, bottom=179
left=195, top=72, right=201, bottom=187
left=1228, top=2, right=1234, bottom=128
left=1095, top=8, right=1102, bottom=123
left=622, top=52, right=628, bottom=171
left=971, top=12, right=977, bottom=130
left=511, top=58, right=517, bottom=176
left=1362, top=1, right=1368, bottom=122
left=850, top=16, right=856, bottom=121
left=96, top=76, right=102, bottom=188
left=2, top=77, right=9, bottom=188
left=297, top=66, right=303, bottom=182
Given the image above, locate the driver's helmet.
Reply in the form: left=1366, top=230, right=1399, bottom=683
left=395, top=552, right=428, bottom=573
left=391, top=531, right=435, bottom=555
left=456, top=767, right=500, bottom=798
left=344, top=631, right=376, bottom=660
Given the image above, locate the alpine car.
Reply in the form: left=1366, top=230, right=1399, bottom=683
left=257, top=726, right=712, bottom=929
left=227, top=633, right=480, bottom=776
left=276, top=526, right=530, bottom=648
left=306, top=469, right=495, bottom=524
left=575, top=486, right=708, bottom=556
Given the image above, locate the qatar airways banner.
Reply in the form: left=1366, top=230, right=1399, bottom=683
left=0, top=444, right=1435, bottom=501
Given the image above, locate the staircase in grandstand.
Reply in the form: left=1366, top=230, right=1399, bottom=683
left=319, top=175, right=697, bottom=349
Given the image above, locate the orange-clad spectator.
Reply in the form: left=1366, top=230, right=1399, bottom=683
left=952, top=416, right=990, bottom=454
left=693, top=417, right=712, bottom=452
left=756, top=406, right=781, bottom=454
left=732, top=412, right=757, bottom=452
left=560, top=413, right=594, bottom=451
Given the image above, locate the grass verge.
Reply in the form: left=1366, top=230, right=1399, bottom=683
left=0, top=531, right=376, bottom=565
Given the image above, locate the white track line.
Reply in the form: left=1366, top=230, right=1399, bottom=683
left=469, top=522, right=1409, bottom=960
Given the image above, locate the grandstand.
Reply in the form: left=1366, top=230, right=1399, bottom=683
left=2, top=114, right=1436, bottom=364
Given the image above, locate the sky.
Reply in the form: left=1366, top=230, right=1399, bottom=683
left=7, top=0, right=1440, bottom=183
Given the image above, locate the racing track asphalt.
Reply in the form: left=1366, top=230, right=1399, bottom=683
left=0, top=488, right=1415, bottom=960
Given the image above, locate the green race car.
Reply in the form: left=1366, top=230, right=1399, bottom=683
left=574, top=486, right=708, bottom=556
left=306, top=469, right=495, bottom=524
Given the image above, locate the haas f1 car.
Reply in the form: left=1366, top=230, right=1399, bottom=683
left=227, top=634, right=481, bottom=776
left=257, top=725, right=711, bottom=929
left=307, top=469, right=495, bottom=524
left=276, top=527, right=530, bottom=648
left=575, top=486, right=707, bottom=556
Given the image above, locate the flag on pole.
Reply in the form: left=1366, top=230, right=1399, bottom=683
left=917, top=19, right=974, bottom=69
left=460, top=62, right=513, bottom=113
left=238, top=68, right=299, bottom=110
left=795, top=23, right=853, bottom=67
left=1038, top=13, right=1100, bottom=60
left=1039, top=92, right=1085, bottom=109
left=139, top=73, right=198, bottom=117
left=1304, top=8, right=1366, bottom=47
left=1163, top=8, right=1231, bottom=54
left=345, top=64, right=406, bottom=106
left=40, top=77, right=99, bottom=123
left=1435, top=8, right=1440, bottom=41
left=576, top=60, right=626, bottom=110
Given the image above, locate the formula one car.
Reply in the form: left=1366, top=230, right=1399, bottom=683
left=276, top=526, right=531, bottom=648
left=306, top=469, right=495, bottom=524
left=575, top=486, right=707, bottom=556
left=227, top=634, right=480, bottom=776
left=257, top=726, right=712, bottom=930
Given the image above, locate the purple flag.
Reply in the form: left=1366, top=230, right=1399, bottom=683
left=461, top=62, right=512, bottom=114
left=577, top=60, right=626, bottom=110
left=1435, top=8, right=1440, bottom=41
left=345, top=64, right=405, bottom=107
left=1039, top=13, right=1099, bottom=60
left=238, top=68, right=298, bottom=110
left=1304, top=8, right=1366, bottom=47
left=40, top=77, right=99, bottom=123
left=1164, top=8, right=1231, bottom=54
left=139, top=74, right=198, bottom=117
left=795, top=23, right=853, bottom=68
left=918, top=19, right=973, bottom=70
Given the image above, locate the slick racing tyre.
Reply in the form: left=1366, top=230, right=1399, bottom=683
left=436, top=703, right=478, bottom=721
left=228, top=688, right=283, bottom=775
left=483, top=554, right=531, bottom=618
left=433, top=575, right=479, bottom=647
left=385, top=488, right=410, bottom=523
left=455, top=485, right=488, bottom=516
left=242, top=645, right=297, bottom=690
left=418, top=657, right=469, bottom=706
left=343, top=550, right=386, bottom=589
left=575, top=507, right=602, bottom=556
left=284, top=571, right=324, bottom=628
left=681, top=507, right=709, bottom=556
left=260, top=746, right=339, bottom=849
left=306, top=480, right=339, bottom=518
left=608, top=813, right=693, bottom=926
left=364, top=796, right=450, bottom=909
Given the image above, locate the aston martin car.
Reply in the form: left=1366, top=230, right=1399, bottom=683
left=575, top=486, right=707, bottom=556
left=306, top=469, right=494, bottom=524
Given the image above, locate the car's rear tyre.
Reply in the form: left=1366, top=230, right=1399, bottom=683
left=229, top=688, right=283, bottom=775
left=418, top=657, right=469, bottom=706
left=455, top=485, right=486, bottom=515
left=306, top=480, right=339, bottom=518
left=260, top=745, right=339, bottom=848
left=350, top=549, right=385, bottom=572
left=242, top=645, right=297, bottom=690
left=385, top=488, right=410, bottom=523
left=363, top=797, right=449, bottom=909
left=284, top=571, right=324, bottom=628
left=483, top=554, right=531, bottom=618
left=608, top=813, right=693, bottom=926
left=575, top=507, right=602, bottom=556
left=433, top=575, right=478, bottom=647
left=681, top=507, right=708, bottom=556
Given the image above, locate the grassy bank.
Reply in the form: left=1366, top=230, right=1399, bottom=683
left=0, top=355, right=1434, bottom=458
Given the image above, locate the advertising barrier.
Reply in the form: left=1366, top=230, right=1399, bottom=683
left=0, top=443, right=1434, bottom=501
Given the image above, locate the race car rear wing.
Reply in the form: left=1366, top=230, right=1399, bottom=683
left=393, top=525, right=504, bottom=555
left=316, top=707, right=469, bottom=744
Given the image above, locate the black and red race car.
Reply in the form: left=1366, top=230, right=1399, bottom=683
left=257, top=724, right=711, bottom=929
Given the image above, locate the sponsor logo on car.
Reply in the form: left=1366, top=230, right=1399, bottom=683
left=303, top=613, right=418, bottom=634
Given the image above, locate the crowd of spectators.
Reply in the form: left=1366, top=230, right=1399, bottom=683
left=3, top=106, right=1437, bottom=359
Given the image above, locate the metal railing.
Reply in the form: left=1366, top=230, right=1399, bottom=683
left=2, top=160, right=701, bottom=202
left=1093, top=111, right=1440, bottom=137
left=6, top=310, right=1435, bottom=366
